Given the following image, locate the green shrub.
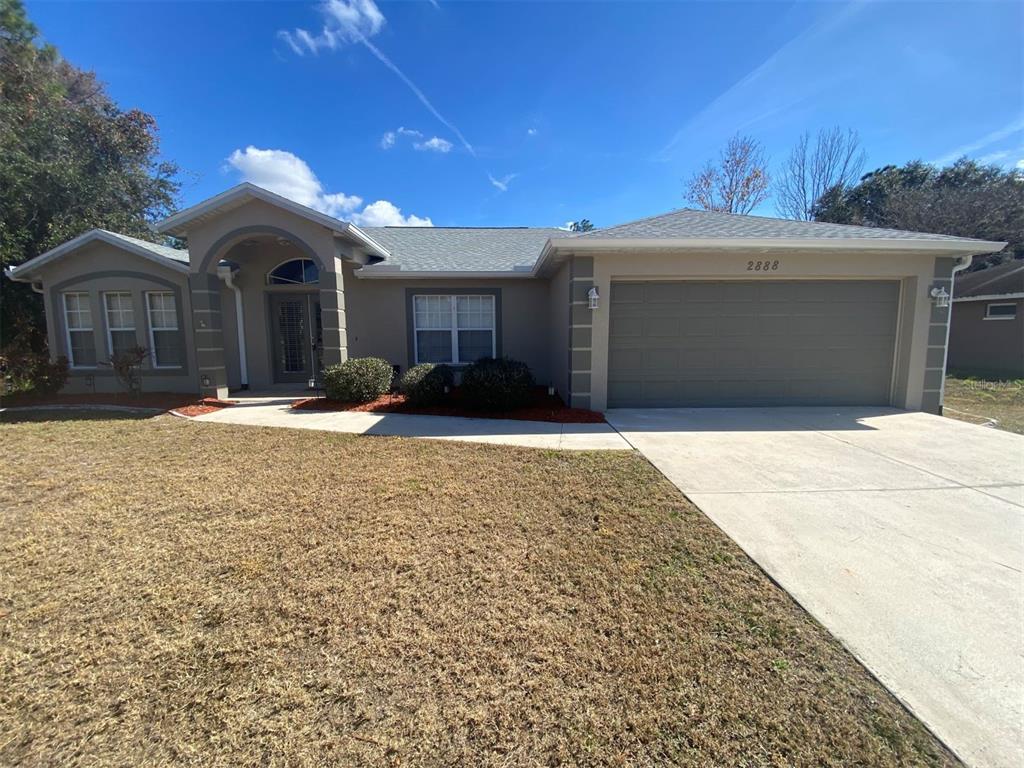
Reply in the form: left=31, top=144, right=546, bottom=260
left=399, top=363, right=454, bottom=406
left=0, top=345, right=69, bottom=395
left=323, top=357, right=394, bottom=402
left=460, top=357, right=534, bottom=411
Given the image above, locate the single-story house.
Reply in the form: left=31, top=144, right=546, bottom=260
left=948, top=259, right=1024, bottom=378
left=6, top=183, right=1006, bottom=412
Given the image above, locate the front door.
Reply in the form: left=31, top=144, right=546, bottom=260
left=270, top=294, right=322, bottom=384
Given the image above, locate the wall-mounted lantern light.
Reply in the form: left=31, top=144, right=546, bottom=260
left=587, top=286, right=600, bottom=310
left=930, top=285, right=951, bottom=309
left=201, top=374, right=211, bottom=387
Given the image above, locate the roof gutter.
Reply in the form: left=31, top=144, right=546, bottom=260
left=533, top=236, right=1008, bottom=277
left=937, top=255, right=975, bottom=414
left=354, top=269, right=536, bottom=280
left=952, top=292, right=1024, bottom=302
left=217, top=264, right=247, bottom=388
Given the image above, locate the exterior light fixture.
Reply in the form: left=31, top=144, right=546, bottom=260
left=201, top=374, right=211, bottom=387
left=587, top=286, right=600, bottom=310
left=930, top=285, right=951, bottom=308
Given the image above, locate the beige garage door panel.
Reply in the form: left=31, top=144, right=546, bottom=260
left=608, top=280, right=899, bottom=407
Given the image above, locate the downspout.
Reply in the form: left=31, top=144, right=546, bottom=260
left=217, top=265, right=248, bottom=388
left=937, top=254, right=973, bottom=414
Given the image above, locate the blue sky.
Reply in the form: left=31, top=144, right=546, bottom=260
left=26, top=0, right=1024, bottom=228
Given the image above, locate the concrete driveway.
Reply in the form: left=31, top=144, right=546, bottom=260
left=606, top=407, right=1023, bottom=768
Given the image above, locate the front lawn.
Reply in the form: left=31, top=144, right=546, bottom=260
left=944, top=375, right=1024, bottom=434
left=0, top=414, right=955, bottom=766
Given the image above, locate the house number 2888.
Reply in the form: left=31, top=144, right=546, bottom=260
left=747, top=260, right=780, bottom=272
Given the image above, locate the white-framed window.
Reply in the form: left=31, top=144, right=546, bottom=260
left=145, top=292, right=182, bottom=368
left=984, top=302, right=1017, bottom=320
left=62, top=292, right=96, bottom=368
left=103, top=292, right=136, bottom=357
left=413, top=294, right=496, bottom=365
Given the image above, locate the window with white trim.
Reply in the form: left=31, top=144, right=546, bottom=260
left=146, top=292, right=182, bottom=368
left=104, top=292, right=136, bottom=357
left=63, top=292, right=96, bottom=367
left=985, top=302, right=1017, bottom=320
left=413, top=294, right=496, bottom=364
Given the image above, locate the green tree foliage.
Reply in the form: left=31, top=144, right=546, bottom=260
left=569, top=219, right=594, bottom=233
left=0, top=0, right=180, bottom=347
left=814, top=159, right=1023, bottom=269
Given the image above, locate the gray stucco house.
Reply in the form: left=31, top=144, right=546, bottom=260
left=6, top=183, right=1006, bottom=412
left=948, top=259, right=1024, bottom=378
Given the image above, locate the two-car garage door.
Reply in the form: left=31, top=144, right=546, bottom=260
left=607, top=280, right=899, bottom=408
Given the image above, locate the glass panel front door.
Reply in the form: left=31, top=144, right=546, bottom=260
left=271, top=294, right=321, bottom=384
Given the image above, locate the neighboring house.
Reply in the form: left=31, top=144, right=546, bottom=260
left=6, top=183, right=1006, bottom=412
left=948, top=259, right=1024, bottom=378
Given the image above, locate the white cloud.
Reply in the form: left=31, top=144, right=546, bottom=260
left=381, top=127, right=453, bottom=154
left=279, top=0, right=479, bottom=165
left=226, top=146, right=430, bottom=226
left=488, top=173, right=518, bottom=192
left=352, top=200, right=432, bottom=227
left=527, top=127, right=538, bottom=137
left=278, top=0, right=386, bottom=54
left=414, top=136, right=452, bottom=153
left=1017, top=158, right=1024, bottom=170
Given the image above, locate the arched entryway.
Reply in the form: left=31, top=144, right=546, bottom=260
left=213, top=232, right=330, bottom=391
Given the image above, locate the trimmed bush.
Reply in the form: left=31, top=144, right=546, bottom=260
left=323, top=357, right=393, bottom=403
left=399, top=363, right=454, bottom=406
left=0, top=346, right=69, bottom=395
left=460, top=357, right=534, bottom=411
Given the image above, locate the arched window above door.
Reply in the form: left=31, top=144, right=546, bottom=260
left=267, top=258, right=319, bottom=285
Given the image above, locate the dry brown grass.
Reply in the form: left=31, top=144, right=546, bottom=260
left=0, top=413, right=956, bottom=767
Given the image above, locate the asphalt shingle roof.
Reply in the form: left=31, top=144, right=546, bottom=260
left=357, top=210, right=999, bottom=274
left=101, top=230, right=191, bottom=265
left=360, top=227, right=565, bottom=273
left=954, top=259, right=1024, bottom=298
left=570, top=208, right=996, bottom=243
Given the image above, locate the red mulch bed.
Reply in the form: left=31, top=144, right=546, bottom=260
left=292, top=387, right=605, bottom=424
left=171, top=398, right=237, bottom=417
left=0, top=392, right=236, bottom=417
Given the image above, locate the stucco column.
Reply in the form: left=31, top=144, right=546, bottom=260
left=569, top=256, right=596, bottom=410
left=319, top=254, right=347, bottom=367
left=924, top=256, right=958, bottom=414
left=189, top=271, right=230, bottom=399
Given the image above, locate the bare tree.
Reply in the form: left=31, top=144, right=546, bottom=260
left=685, top=134, right=770, bottom=214
left=775, top=127, right=866, bottom=220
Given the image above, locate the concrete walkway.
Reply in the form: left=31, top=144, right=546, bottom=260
left=606, top=407, right=1024, bottom=768
left=193, top=398, right=631, bottom=450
